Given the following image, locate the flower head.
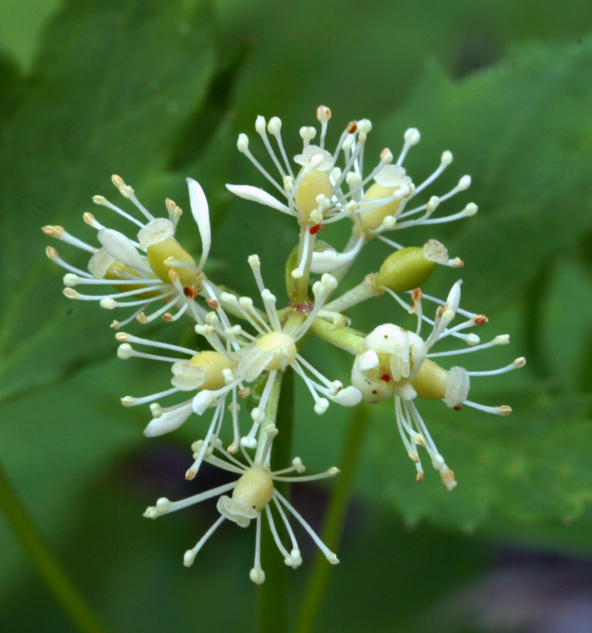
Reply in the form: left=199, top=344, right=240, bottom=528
left=143, top=425, right=339, bottom=583
left=43, top=176, right=211, bottom=329
left=226, top=105, right=476, bottom=278
left=351, top=282, right=525, bottom=489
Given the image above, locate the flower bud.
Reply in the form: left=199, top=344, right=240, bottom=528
left=375, top=246, right=437, bottom=292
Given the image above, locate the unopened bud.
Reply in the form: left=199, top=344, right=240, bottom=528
left=375, top=247, right=437, bottom=292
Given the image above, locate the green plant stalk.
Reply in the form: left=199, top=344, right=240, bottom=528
left=296, top=404, right=369, bottom=633
left=0, top=460, right=109, bottom=633
left=257, top=367, right=295, bottom=633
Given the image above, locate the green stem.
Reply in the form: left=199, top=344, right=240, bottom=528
left=295, top=404, right=369, bottom=633
left=0, top=460, right=109, bottom=633
left=257, top=367, right=295, bottom=633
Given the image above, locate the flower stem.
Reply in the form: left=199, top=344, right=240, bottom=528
left=295, top=403, right=369, bottom=633
left=0, top=460, right=109, bottom=633
left=257, top=367, right=294, bottom=633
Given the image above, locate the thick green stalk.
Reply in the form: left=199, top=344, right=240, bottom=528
left=257, top=367, right=295, bottom=633
left=296, top=404, right=369, bottom=633
left=0, top=460, right=109, bottom=633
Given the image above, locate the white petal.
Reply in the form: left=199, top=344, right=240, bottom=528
left=97, top=229, right=152, bottom=274
left=143, top=402, right=193, bottom=437
left=192, top=389, right=217, bottom=415
left=445, top=280, right=463, bottom=316
left=358, top=349, right=379, bottom=371
left=293, top=145, right=333, bottom=170
left=226, top=184, right=292, bottom=215
left=332, top=386, right=362, bottom=406
left=87, top=248, right=115, bottom=279
left=171, top=362, right=205, bottom=391
left=138, top=218, right=175, bottom=249
left=187, top=178, right=211, bottom=269
left=310, top=237, right=364, bottom=274
left=422, top=239, right=449, bottom=264
left=374, top=165, right=411, bottom=188
left=445, top=366, right=470, bottom=407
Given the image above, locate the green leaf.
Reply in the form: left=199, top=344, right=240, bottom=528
left=378, top=37, right=592, bottom=313
left=0, top=0, right=217, bottom=405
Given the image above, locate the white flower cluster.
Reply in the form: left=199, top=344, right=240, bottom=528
left=43, top=105, right=524, bottom=582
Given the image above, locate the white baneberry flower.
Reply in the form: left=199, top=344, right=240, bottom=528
left=43, top=176, right=211, bottom=329
left=115, top=325, right=253, bottom=476
left=219, top=254, right=362, bottom=448
left=225, top=105, right=475, bottom=277
left=143, top=425, right=340, bottom=583
left=351, top=281, right=525, bottom=490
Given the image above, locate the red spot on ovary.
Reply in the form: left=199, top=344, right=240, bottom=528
left=380, top=374, right=391, bottom=383
left=310, top=224, right=321, bottom=235
left=453, top=405, right=462, bottom=411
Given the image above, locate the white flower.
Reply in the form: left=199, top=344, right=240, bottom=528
left=43, top=176, right=211, bottom=329
left=143, top=425, right=340, bottom=584
left=351, top=282, right=525, bottom=490
left=225, top=105, right=476, bottom=277
left=115, top=327, right=251, bottom=476
left=219, top=254, right=362, bottom=447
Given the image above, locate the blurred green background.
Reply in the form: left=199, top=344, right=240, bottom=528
left=1, top=1, right=592, bottom=632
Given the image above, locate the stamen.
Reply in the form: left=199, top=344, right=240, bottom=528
left=376, top=234, right=405, bottom=250
left=221, top=293, right=266, bottom=335
left=183, top=516, right=226, bottom=567
left=46, top=250, right=92, bottom=278
left=42, top=226, right=96, bottom=253
left=111, top=175, right=155, bottom=222
left=272, top=468, right=339, bottom=483
left=136, top=295, right=180, bottom=324
left=413, top=151, right=453, bottom=195
left=250, top=514, right=265, bottom=584
left=117, top=343, right=183, bottom=363
left=316, top=105, right=331, bottom=149
left=467, top=357, right=525, bottom=376
left=427, top=335, right=509, bottom=358
left=267, top=116, right=294, bottom=178
left=396, top=128, right=421, bottom=165
left=121, top=387, right=179, bottom=407
left=264, top=505, right=293, bottom=564
left=151, top=482, right=237, bottom=517
left=163, top=303, right=188, bottom=322
left=464, top=401, right=512, bottom=416
left=186, top=402, right=225, bottom=480
left=256, top=115, right=287, bottom=179
left=92, top=195, right=145, bottom=228
left=274, top=491, right=339, bottom=564
left=271, top=496, right=300, bottom=556
left=236, top=134, right=286, bottom=197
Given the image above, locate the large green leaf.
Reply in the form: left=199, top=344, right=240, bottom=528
left=377, top=37, right=592, bottom=314
left=0, top=0, right=217, bottom=406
